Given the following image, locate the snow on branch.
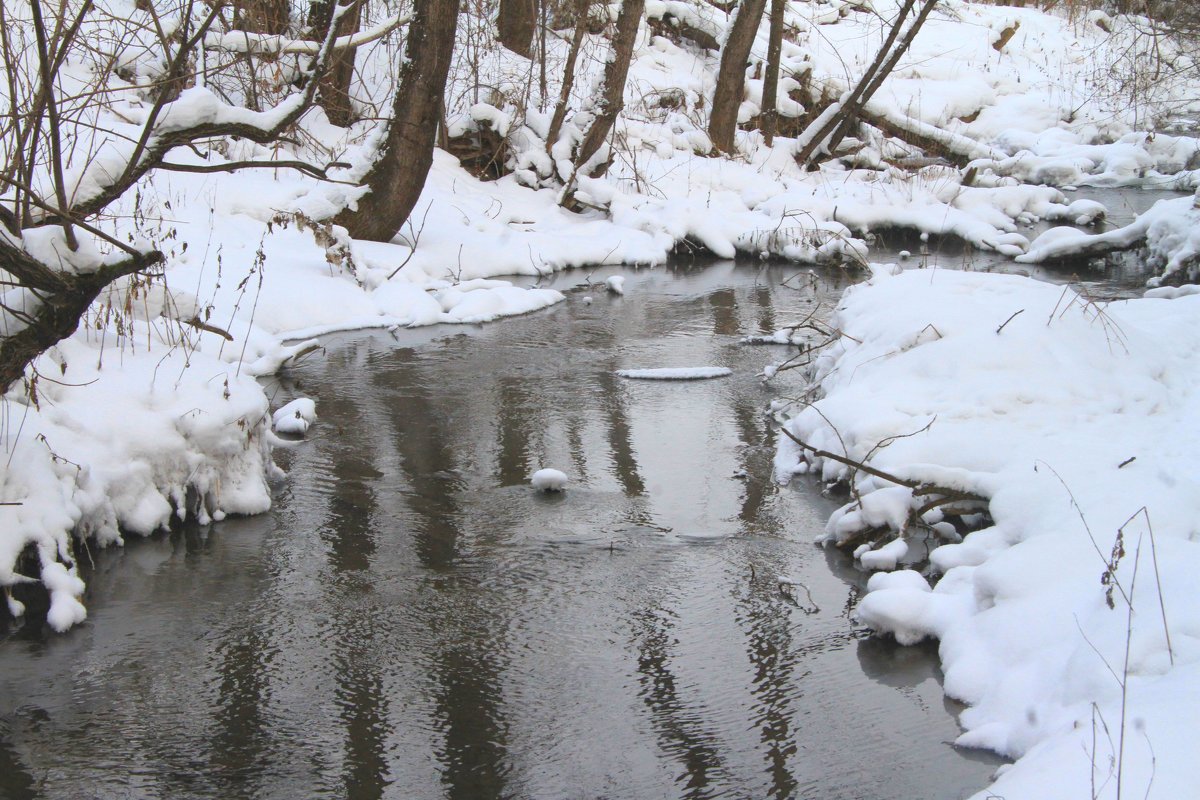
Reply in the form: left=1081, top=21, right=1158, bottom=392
left=65, top=1, right=359, bottom=220
left=202, top=11, right=411, bottom=56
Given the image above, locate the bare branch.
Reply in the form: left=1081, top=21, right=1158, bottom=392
left=157, top=158, right=353, bottom=182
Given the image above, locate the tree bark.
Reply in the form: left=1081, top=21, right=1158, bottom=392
left=759, top=0, right=785, bottom=146
left=309, top=0, right=363, bottom=126
left=572, top=0, right=644, bottom=172
left=335, top=0, right=460, bottom=242
left=234, top=0, right=291, bottom=35
left=498, top=0, right=536, bottom=58
left=709, top=0, right=767, bottom=154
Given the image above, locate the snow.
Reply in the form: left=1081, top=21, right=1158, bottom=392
left=616, top=367, right=732, bottom=380
left=1020, top=195, right=1200, bottom=284
left=530, top=468, right=569, bottom=492
left=272, top=397, right=317, bottom=435
left=773, top=265, right=1200, bottom=799
left=858, top=538, right=909, bottom=571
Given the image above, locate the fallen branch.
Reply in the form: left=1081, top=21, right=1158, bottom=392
left=858, top=107, right=999, bottom=165
left=183, top=317, right=234, bottom=341
left=779, top=425, right=987, bottom=505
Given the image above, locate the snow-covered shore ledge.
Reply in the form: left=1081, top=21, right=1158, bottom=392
left=773, top=265, right=1200, bottom=799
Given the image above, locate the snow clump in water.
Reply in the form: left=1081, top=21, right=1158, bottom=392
left=273, top=398, right=317, bottom=435
left=531, top=469, right=568, bottom=492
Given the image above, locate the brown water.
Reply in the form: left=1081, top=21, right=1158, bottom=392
left=0, top=261, right=1004, bottom=800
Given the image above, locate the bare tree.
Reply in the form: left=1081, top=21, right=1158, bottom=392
left=335, top=0, right=460, bottom=242
left=0, top=0, right=356, bottom=391
left=759, top=0, right=785, bottom=146
left=570, top=0, right=644, bottom=173
left=709, top=0, right=767, bottom=154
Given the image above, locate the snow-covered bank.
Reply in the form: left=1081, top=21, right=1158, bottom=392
left=1, top=323, right=280, bottom=630
left=1021, top=193, right=1200, bottom=284
left=773, top=266, right=1200, bottom=798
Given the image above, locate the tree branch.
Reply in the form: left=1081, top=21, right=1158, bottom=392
left=0, top=245, right=164, bottom=390
left=62, top=0, right=359, bottom=221
left=778, top=424, right=986, bottom=507
left=158, top=158, right=353, bottom=182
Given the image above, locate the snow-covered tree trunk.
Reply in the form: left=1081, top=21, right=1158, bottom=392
left=545, top=0, right=591, bottom=154
left=309, top=0, right=363, bottom=126
left=709, top=0, right=767, bottom=154
left=0, top=239, right=163, bottom=390
left=571, top=0, right=645, bottom=173
left=335, top=0, right=461, bottom=242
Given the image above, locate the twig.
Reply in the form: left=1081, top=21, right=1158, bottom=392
left=779, top=579, right=820, bottom=614
left=1036, top=460, right=1131, bottom=608
left=1119, top=507, right=1173, bottom=666
left=996, top=308, right=1024, bottom=334
left=183, top=316, right=233, bottom=341
left=1116, top=532, right=1144, bottom=800
left=778, top=425, right=985, bottom=507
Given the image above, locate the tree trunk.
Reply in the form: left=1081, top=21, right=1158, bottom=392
left=545, top=0, right=592, bottom=154
left=498, top=0, right=536, bottom=58
left=309, top=0, right=363, bottom=126
left=759, top=0, right=785, bottom=146
left=709, top=0, right=767, bottom=154
left=825, top=0, right=936, bottom=155
left=234, top=0, right=290, bottom=34
left=793, top=0, right=936, bottom=166
left=335, top=0, right=460, bottom=242
left=571, top=0, right=644, bottom=172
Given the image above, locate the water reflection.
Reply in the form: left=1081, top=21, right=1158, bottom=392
left=595, top=370, right=646, bottom=496
left=0, top=260, right=1005, bottom=800
left=432, top=643, right=510, bottom=800
left=631, top=606, right=727, bottom=799
left=211, top=626, right=275, bottom=791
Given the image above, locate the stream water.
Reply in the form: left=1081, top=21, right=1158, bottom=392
left=2, top=183, right=1182, bottom=800
left=0, top=260, right=1012, bottom=800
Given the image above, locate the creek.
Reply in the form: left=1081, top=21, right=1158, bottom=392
left=1, top=186, right=1181, bottom=799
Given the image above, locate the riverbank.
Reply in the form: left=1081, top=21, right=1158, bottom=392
left=773, top=264, right=1200, bottom=799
